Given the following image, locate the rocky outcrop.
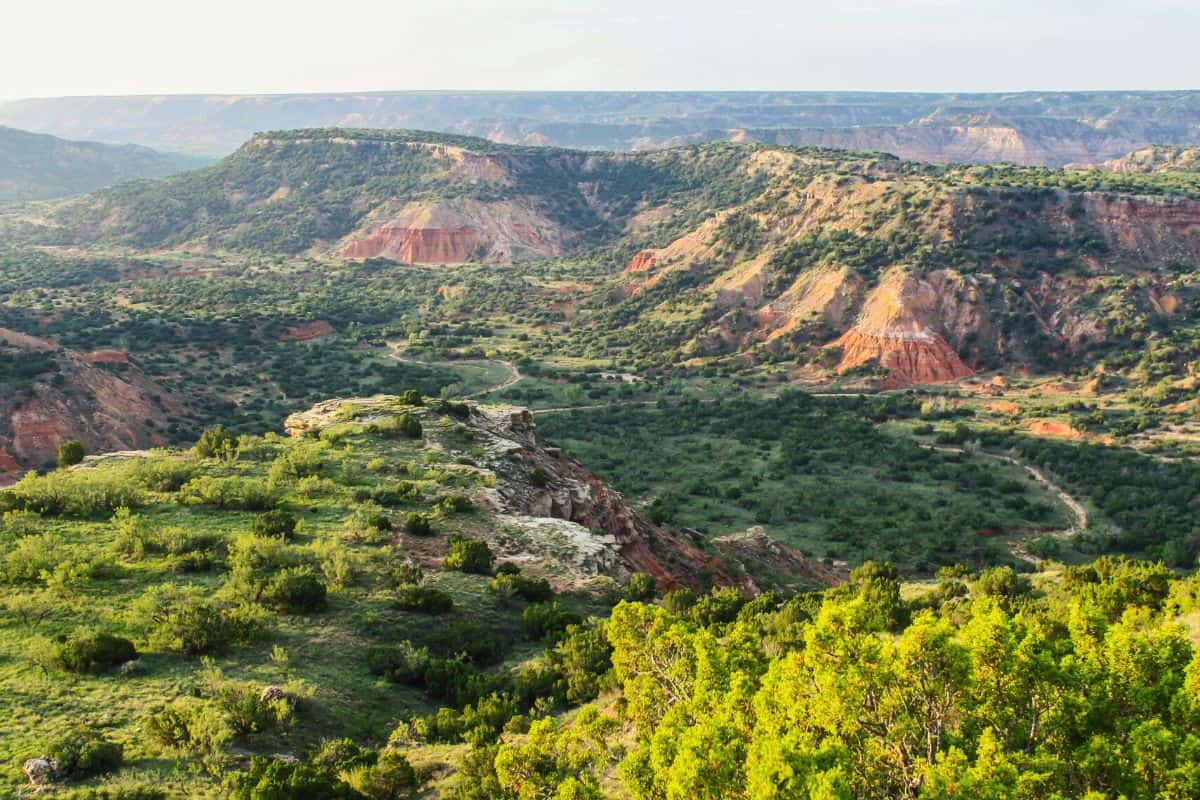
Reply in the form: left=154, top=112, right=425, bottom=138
left=625, top=249, right=660, bottom=273
left=712, top=527, right=847, bottom=593
left=1076, top=194, right=1200, bottom=258
left=1094, top=146, right=1200, bottom=174
left=831, top=268, right=976, bottom=388
left=279, top=320, right=335, bottom=342
left=283, top=397, right=768, bottom=593
left=343, top=225, right=482, bottom=263
left=469, top=404, right=751, bottom=592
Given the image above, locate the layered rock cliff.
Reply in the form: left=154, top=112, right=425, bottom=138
left=340, top=199, right=568, bottom=263
left=0, top=345, right=183, bottom=485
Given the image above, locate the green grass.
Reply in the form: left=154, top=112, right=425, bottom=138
left=0, top=401, right=604, bottom=795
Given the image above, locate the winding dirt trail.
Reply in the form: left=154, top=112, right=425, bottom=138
left=461, top=359, right=522, bottom=398
left=388, top=348, right=523, bottom=399
left=921, top=443, right=1089, bottom=562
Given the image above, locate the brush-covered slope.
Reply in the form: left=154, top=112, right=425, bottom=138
left=44, top=129, right=765, bottom=260
left=588, top=148, right=1200, bottom=386
left=27, top=130, right=1200, bottom=387
left=0, top=392, right=824, bottom=795
left=0, top=125, right=200, bottom=202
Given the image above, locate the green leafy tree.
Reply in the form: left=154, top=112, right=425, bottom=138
left=57, top=440, right=85, bottom=468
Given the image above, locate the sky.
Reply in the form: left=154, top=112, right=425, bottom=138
left=4, top=0, right=1199, bottom=100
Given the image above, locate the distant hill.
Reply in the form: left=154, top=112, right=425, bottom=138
left=27, top=128, right=1200, bottom=391
left=5, top=90, right=1200, bottom=164
left=1094, top=144, right=1200, bottom=173
left=0, top=125, right=203, bottom=202
left=40, top=128, right=773, bottom=258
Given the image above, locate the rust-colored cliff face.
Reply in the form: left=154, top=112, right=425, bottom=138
left=625, top=249, right=660, bottom=273
left=1077, top=194, right=1200, bottom=256
left=339, top=199, right=568, bottom=264
left=831, top=268, right=976, bottom=387
left=835, top=328, right=975, bottom=388
left=343, top=226, right=482, bottom=263
left=0, top=350, right=183, bottom=484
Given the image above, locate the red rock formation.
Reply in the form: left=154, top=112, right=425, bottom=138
left=0, top=446, right=21, bottom=486
left=340, top=199, right=565, bottom=264
left=279, top=320, right=336, bottom=342
left=81, top=349, right=130, bottom=364
left=625, top=249, right=660, bottom=273
left=835, top=328, right=974, bottom=389
left=343, top=226, right=482, bottom=263
left=0, top=349, right=184, bottom=473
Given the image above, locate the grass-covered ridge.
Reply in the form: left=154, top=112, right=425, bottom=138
left=0, top=395, right=629, bottom=797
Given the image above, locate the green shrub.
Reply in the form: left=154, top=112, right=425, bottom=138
left=625, top=572, right=657, bottom=600
left=145, top=698, right=229, bottom=753
left=308, top=738, right=376, bottom=774
left=444, top=536, right=493, bottom=574
left=489, top=572, right=554, bottom=603
left=148, top=672, right=293, bottom=754
left=264, top=568, right=328, bottom=613
left=194, top=427, right=238, bottom=460
left=133, top=457, right=195, bottom=492
left=373, top=413, right=422, bottom=439
left=41, top=629, right=137, bottom=674
left=422, top=621, right=508, bottom=666
left=58, top=440, right=85, bottom=468
left=43, top=726, right=124, bottom=779
left=399, top=389, right=424, bottom=407
left=689, top=586, right=746, bottom=627
left=5, top=532, right=69, bottom=583
left=437, top=494, right=474, bottom=514
left=4, top=470, right=145, bottom=516
left=341, top=749, right=419, bottom=799
left=367, top=641, right=432, bottom=683
left=661, top=588, right=697, bottom=615
left=226, top=533, right=297, bottom=601
left=225, top=757, right=357, bottom=800
left=179, top=476, right=276, bottom=511
left=1027, top=535, right=1062, bottom=559
left=394, top=585, right=454, bottom=614
left=521, top=601, right=583, bottom=643
left=132, top=587, right=265, bottom=656
left=391, top=561, right=425, bottom=587
left=253, top=509, right=299, bottom=540
left=973, top=566, right=1032, bottom=601
left=402, top=512, right=432, bottom=537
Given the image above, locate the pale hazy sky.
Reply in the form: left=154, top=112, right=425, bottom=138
left=5, top=0, right=1199, bottom=100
